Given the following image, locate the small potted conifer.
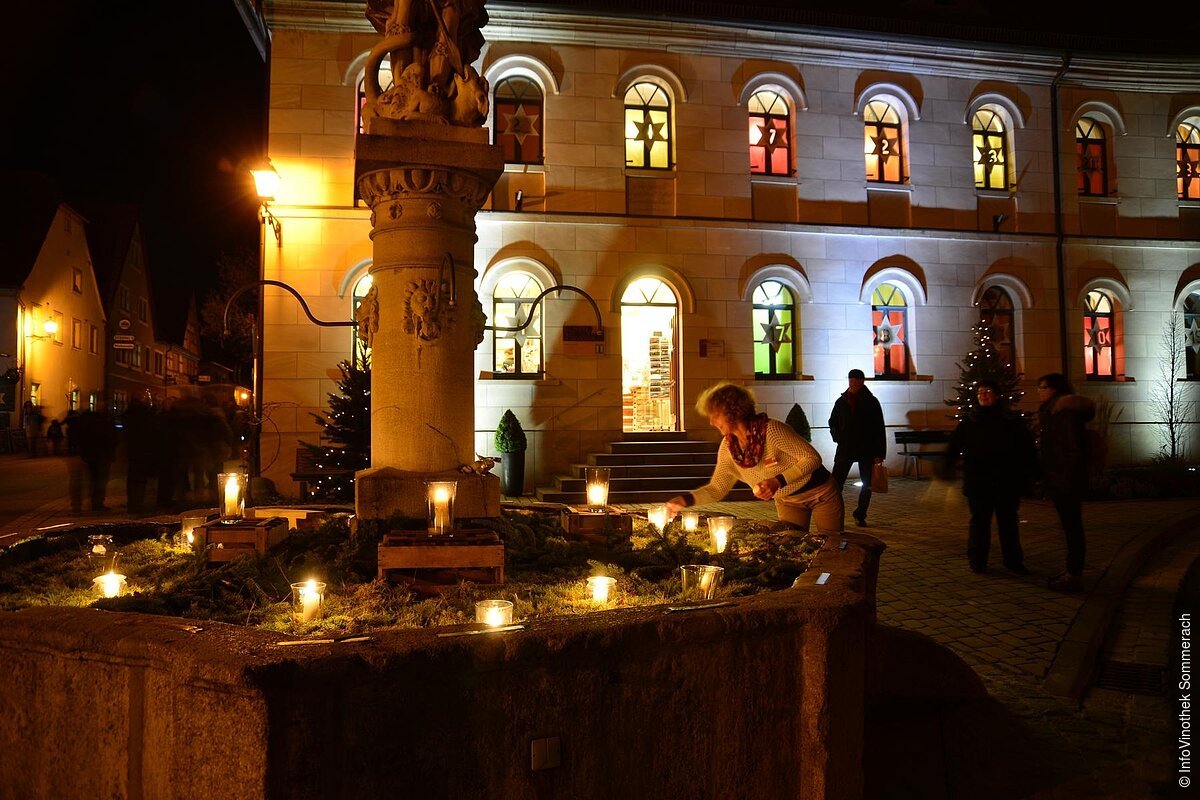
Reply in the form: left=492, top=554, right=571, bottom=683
left=494, top=409, right=528, bottom=497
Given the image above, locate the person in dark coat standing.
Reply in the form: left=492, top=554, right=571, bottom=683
left=945, top=380, right=1037, bottom=575
left=828, top=368, right=886, bottom=527
left=1036, top=373, right=1096, bottom=593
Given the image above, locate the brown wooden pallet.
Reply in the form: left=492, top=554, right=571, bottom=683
left=378, top=528, right=504, bottom=587
left=198, top=517, right=290, bottom=564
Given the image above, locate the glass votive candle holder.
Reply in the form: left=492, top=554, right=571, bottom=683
left=681, top=510, right=700, bottom=532
left=93, top=571, right=127, bottom=599
left=587, top=575, right=616, bottom=604
left=680, top=564, right=724, bottom=600
left=179, top=513, right=209, bottom=548
left=218, top=472, right=247, bottom=522
left=87, top=534, right=117, bottom=573
left=426, top=480, right=458, bottom=535
left=291, top=579, right=326, bottom=624
left=708, top=516, right=735, bottom=554
left=475, top=600, right=514, bottom=627
left=585, top=467, right=611, bottom=512
left=646, top=505, right=669, bottom=532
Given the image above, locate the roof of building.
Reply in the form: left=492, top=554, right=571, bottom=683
left=81, top=202, right=140, bottom=308
left=0, top=172, right=65, bottom=289
left=153, top=287, right=196, bottom=347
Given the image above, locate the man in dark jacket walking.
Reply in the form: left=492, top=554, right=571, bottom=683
left=828, top=369, right=886, bottom=526
left=1036, top=373, right=1096, bottom=593
left=946, top=380, right=1037, bottom=575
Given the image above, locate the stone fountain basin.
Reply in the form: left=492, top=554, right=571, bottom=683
left=0, top=533, right=892, bottom=800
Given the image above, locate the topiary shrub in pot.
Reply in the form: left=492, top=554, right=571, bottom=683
left=494, top=409, right=528, bottom=497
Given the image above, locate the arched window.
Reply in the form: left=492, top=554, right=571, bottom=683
left=979, top=286, right=1016, bottom=372
left=1083, top=289, right=1115, bottom=379
left=493, top=76, right=543, bottom=165
left=620, top=277, right=679, bottom=431
left=752, top=280, right=795, bottom=379
left=748, top=90, right=791, bottom=176
left=352, top=273, right=374, bottom=368
left=356, top=59, right=393, bottom=135
left=492, top=272, right=544, bottom=376
left=864, top=100, right=905, bottom=184
left=1178, top=120, right=1200, bottom=201
left=1076, top=118, right=1109, bottom=197
left=972, top=109, right=1008, bottom=190
left=871, top=284, right=909, bottom=378
left=1184, top=292, right=1200, bottom=380
left=624, top=82, right=672, bottom=170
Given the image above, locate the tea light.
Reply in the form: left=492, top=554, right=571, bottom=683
left=87, top=534, right=117, bottom=573
left=585, top=467, right=611, bottom=512
left=291, top=579, right=325, bottom=624
left=680, top=564, right=724, bottom=600
left=587, top=575, right=616, bottom=604
left=708, top=516, right=734, bottom=553
left=179, top=513, right=209, bottom=547
left=93, top=571, right=127, bottom=598
left=475, top=600, right=514, bottom=627
left=426, top=480, right=458, bottom=535
left=218, top=472, right=247, bottom=521
left=681, top=510, right=700, bottom=532
left=646, top=505, right=669, bottom=531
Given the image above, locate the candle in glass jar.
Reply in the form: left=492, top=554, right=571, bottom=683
left=431, top=485, right=451, bottom=532
left=646, top=505, right=668, bottom=531
left=584, top=467, right=611, bottom=512
left=93, top=572, right=126, bottom=598
left=587, top=576, right=616, bottom=604
left=681, top=511, right=699, bottom=532
left=222, top=474, right=244, bottom=518
left=293, top=579, right=324, bottom=623
left=475, top=600, right=514, bottom=627
left=708, top=516, right=734, bottom=554
left=586, top=482, right=607, bottom=509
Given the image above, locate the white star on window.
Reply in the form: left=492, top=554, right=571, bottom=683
left=759, top=310, right=792, bottom=353
left=502, top=105, right=540, bottom=147
left=1185, top=318, right=1200, bottom=353
left=875, top=316, right=903, bottom=347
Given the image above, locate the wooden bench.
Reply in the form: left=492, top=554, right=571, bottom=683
left=291, top=447, right=355, bottom=500
left=894, top=429, right=954, bottom=479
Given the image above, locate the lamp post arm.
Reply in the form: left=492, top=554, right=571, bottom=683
left=222, top=279, right=356, bottom=336
left=484, top=284, right=604, bottom=335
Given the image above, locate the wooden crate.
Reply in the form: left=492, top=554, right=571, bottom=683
left=198, top=517, right=290, bottom=564
left=247, top=507, right=329, bottom=531
left=560, top=507, right=633, bottom=547
left=377, top=529, right=505, bottom=588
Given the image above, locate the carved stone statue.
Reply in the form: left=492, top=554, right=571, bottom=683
left=355, top=284, right=380, bottom=350
left=363, top=0, right=490, bottom=127
left=404, top=278, right=445, bottom=341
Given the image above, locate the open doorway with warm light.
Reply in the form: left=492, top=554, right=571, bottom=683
left=620, top=277, right=679, bottom=432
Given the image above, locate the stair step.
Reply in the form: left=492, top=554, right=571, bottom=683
left=609, top=440, right=718, bottom=455
left=620, top=431, right=691, bottom=442
left=589, top=452, right=719, bottom=467
left=535, top=486, right=757, bottom=504
left=555, top=475, right=717, bottom=492
left=570, top=463, right=715, bottom=479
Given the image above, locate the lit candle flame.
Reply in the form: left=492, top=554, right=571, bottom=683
left=588, top=576, right=616, bottom=604
left=94, top=572, right=126, bottom=598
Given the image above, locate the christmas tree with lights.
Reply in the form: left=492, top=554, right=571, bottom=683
left=945, top=322, right=1022, bottom=420
left=302, top=357, right=371, bottom=501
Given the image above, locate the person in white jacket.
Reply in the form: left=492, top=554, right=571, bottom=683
left=666, top=383, right=844, bottom=533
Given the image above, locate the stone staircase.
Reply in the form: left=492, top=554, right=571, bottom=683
left=535, top=431, right=756, bottom=504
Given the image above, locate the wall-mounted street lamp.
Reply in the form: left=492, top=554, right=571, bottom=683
left=251, top=159, right=282, bottom=246
left=28, top=318, right=58, bottom=340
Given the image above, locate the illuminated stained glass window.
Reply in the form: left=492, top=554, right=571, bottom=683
left=493, top=272, right=544, bottom=376
left=871, top=284, right=909, bottom=378
left=624, top=82, right=672, bottom=170
left=752, top=281, right=795, bottom=378
left=1178, top=121, right=1200, bottom=201
left=1076, top=118, right=1108, bottom=197
left=749, top=91, right=791, bottom=176
left=972, top=110, right=1008, bottom=190
left=1183, top=292, right=1200, bottom=381
left=1083, top=290, right=1115, bottom=380
left=352, top=274, right=374, bottom=369
left=357, top=59, right=393, bottom=135
left=864, top=100, right=904, bottom=184
left=494, top=77, right=543, bottom=165
left=979, top=286, right=1016, bottom=372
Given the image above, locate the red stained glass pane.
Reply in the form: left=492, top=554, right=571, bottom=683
left=495, top=99, right=542, bottom=164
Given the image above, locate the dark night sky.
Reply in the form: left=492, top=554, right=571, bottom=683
left=1, top=1, right=268, bottom=312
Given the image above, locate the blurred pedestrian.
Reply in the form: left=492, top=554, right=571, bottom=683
left=1036, top=373, right=1096, bottom=593
left=945, top=380, right=1037, bottom=575
left=23, top=400, right=44, bottom=457
left=123, top=400, right=157, bottom=513
left=666, top=383, right=843, bottom=533
left=76, top=407, right=117, bottom=512
left=46, top=418, right=64, bottom=455
left=63, top=409, right=80, bottom=455
left=829, top=369, right=886, bottom=527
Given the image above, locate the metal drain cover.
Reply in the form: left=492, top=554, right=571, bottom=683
left=1093, top=660, right=1165, bottom=696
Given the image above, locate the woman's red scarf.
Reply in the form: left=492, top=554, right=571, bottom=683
left=727, top=413, right=769, bottom=468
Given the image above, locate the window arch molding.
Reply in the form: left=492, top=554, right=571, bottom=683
left=964, top=93, right=1025, bottom=129
left=613, top=65, right=689, bottom=105
left=1174, top=277, right=1200, bottom=312
left=853, top=83, right=921, bottom=122
left=970, top=273, right=1033, bottom=309
left=1076, top=277, right=1133, bottom=311
left=737, top=73, right=807, bottom=113
left=483, top=54, right=560, bottom=96
left=1169, top=107, right=1200, bottom=136
left=479, top=256, right=560, bottom=301
left=739, top=264, right=813, bottom=304
left=343, top=51, right=375, bottom=88
left=337, top=258, right=375, bottom=298
left=1070, top=101, right=1127, bottom=136
left=609, top=265, right=696, bottom=314
left=858, top=265, right=927, bottom=306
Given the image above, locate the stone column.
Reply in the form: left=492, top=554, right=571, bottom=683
left=353, top=119, right=503, bottom=520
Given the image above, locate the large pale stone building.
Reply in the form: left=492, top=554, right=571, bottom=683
left=259, top=0, right=1200, bottom=496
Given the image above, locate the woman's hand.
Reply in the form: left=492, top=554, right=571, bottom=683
left=665, top=496, right=687, bottom=517
left=753, top=477, right=780, bottom=501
